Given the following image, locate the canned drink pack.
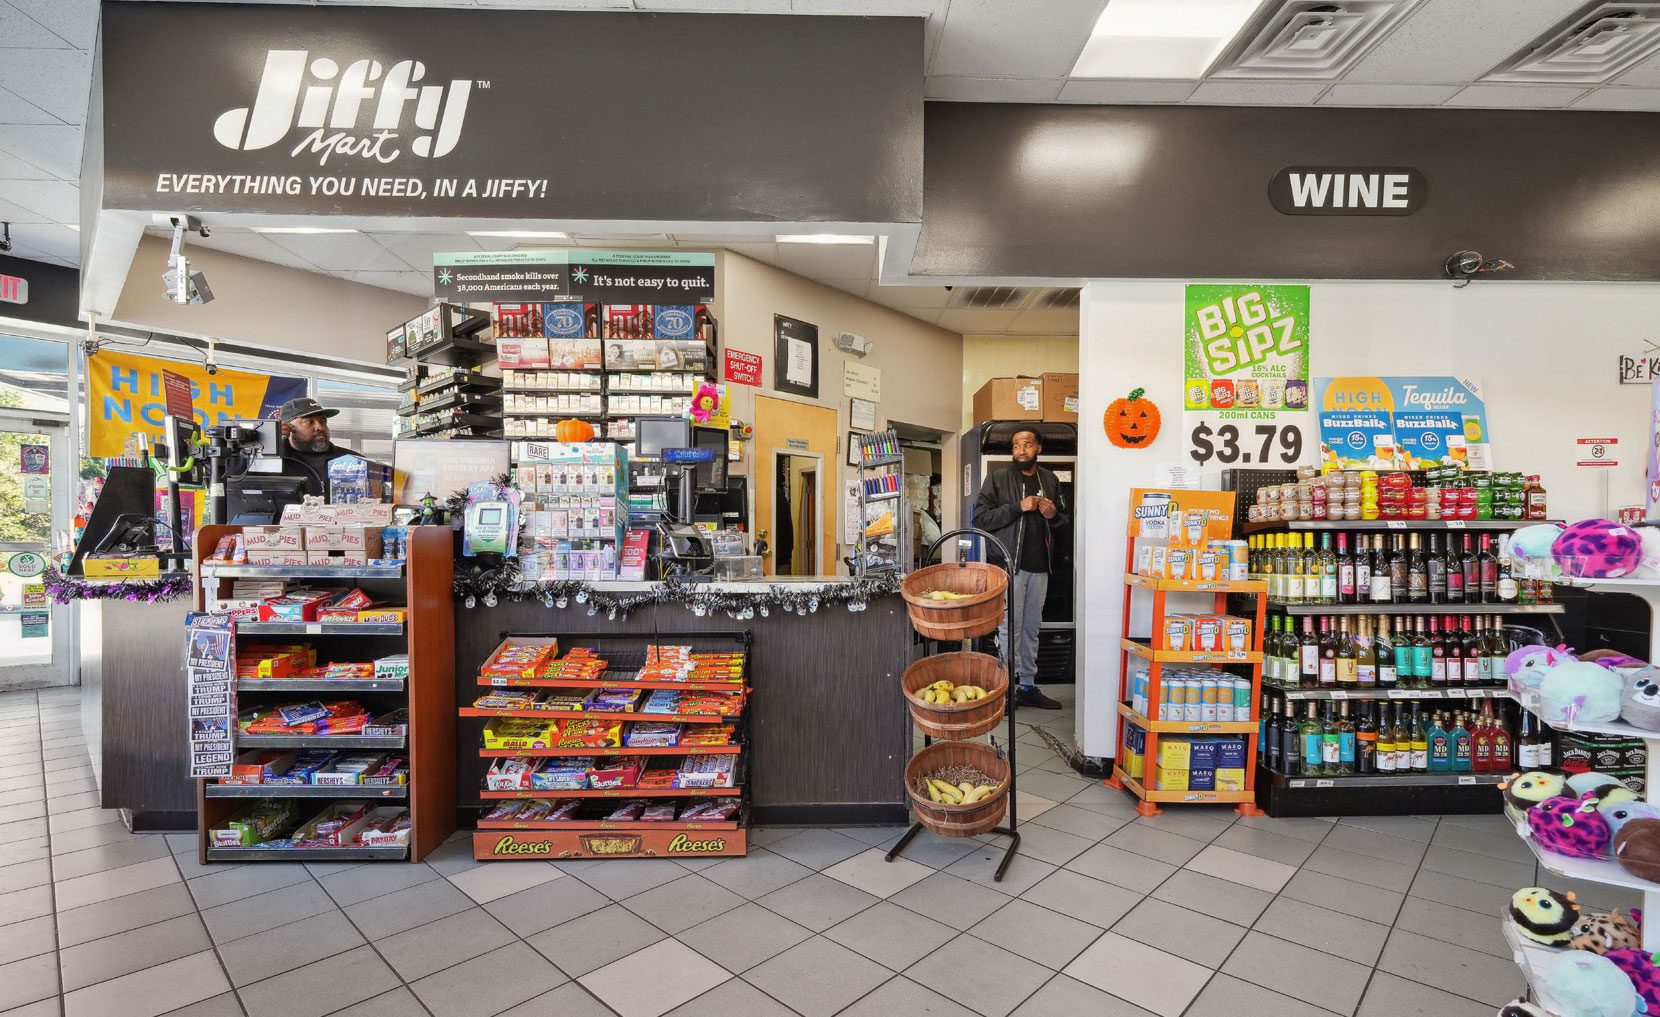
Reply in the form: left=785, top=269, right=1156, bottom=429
left=1183, top=678, right=1204, bottom=722
left=1199, top=677, right=1219, bottom=722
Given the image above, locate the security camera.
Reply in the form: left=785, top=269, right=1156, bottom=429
left=162, top=216, right=214, bottom=305
left=0, top=222, right=11, bottom=253
left=1445, top=250, right=1514, bottom=288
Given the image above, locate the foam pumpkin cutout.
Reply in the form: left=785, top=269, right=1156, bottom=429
left=553, top=418, right=595, bottom=443
left=1106, top=388, right=1161, bottom=449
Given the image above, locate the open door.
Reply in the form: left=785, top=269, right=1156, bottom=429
left=752, top=396, right=838, bottom=576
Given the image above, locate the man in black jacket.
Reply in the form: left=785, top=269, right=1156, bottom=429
left=276, top=396, right=359, bottom=500
left=973, top=428, right=1069, bottom=710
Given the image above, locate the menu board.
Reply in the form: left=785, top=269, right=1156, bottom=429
left=185, top=614, right=235, bottom=778
left=1315, top=376, right=1491, bottom=471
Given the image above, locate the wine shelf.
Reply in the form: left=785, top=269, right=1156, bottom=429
left=1266, top=770, right=1504, bottom=789
left=1272, top=686, right=1515, bottom=701
left=1277, top=603, right=1562, bottom=616
left=1245, top=519, right=1553, bottom=533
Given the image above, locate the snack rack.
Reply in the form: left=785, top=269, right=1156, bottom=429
left=191, top=524, right=456, bottom=863
left=464, top=630, right=751, bottom=861
left=1105, top=490, right=1267, bottom=817
left=853, top=429, right=910, bottom=578
left=1500, top=576, right=1660, bottom=1016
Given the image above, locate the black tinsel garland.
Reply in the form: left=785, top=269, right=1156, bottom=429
left=42, top=566, right=193, bottom=604
left=452, top=558, right=903, bottom=620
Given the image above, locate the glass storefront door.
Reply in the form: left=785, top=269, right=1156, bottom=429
left=0, top=409, right=71, bottom=689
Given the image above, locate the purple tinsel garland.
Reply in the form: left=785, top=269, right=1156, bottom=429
left=42, top=567, right=193, bottom=604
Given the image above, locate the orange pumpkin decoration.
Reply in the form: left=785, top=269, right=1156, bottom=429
left=554, top=418, right=596, bottom=443
left=1105, top=388, right=1161, bottom=449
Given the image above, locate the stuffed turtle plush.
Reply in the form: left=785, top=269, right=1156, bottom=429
left=1507, top=645, right=1572, bottom=696
left=1540, top=659, right=1626, bottom=726
left=1538, top=951, right=1639, bottom=1017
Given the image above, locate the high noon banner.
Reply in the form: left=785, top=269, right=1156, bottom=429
left=87, top=350, right=306, bottom=457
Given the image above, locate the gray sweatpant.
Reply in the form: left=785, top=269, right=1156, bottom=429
left=997, top=569, right=1048, bottom=687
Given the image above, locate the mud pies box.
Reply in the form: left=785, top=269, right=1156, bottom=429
left=242, top=526, right=304, bottom=551
left=972, top=377, right=1043, bottom=422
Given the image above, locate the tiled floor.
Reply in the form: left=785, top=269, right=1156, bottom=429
left=0, top=684, right=1584, bottom=1017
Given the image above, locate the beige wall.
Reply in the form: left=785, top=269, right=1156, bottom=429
left=112, top=235, right=428, bottom=365
left=961, top=334, right=1079, bottom=431
left=715, top=251, right=966, bottom=548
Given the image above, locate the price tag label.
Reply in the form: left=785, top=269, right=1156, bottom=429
left=1424, top=690, right=1444, bottom=699
left=1386, top=521, right=1407, bottom=530
left=305, top=624, right=322, bottom=634
left=1315, top=779, right=1335, bottom=788
left=1446, top=521, right=1466, bottom=529
left=1290, top=779, right=1308, bottom=788
left=1388, top=689, right=1414, bottom=699
left=1184, top=415, right=1309, bottom=468
left=1330, top=690, right=1348, bottom=700
left=1458, top=776, right=1477, bottom=786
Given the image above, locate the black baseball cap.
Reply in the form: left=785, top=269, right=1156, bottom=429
left=278, top=397, right=339, bottom=425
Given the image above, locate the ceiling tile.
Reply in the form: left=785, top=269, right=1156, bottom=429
left=0, top=146, right=59, bottom=180
left=1613, top=49, right=1660, bottom=88
left=936, top=307, right=1023, bottom=334
left=1343, top=0, right=1584, bottom=84
left=771, top=241, right=877, bottom=279
left=188, top=229, right=323, bottom=273
left=340, top=270, right=433, bottom=295
left=711, top=240, right=781, bottom=265
left=0, top=193, right=51, bottom=224
left=1444, top=83, right=1588, bottom=108
left=1318, top=82, right=1462, bottom=106
left=929, top=0, right=1104, bottom=78
left=257, top=231, right=409, bottom=272
left=0, top=123, right=82, bottom=178
left=866, top=284, right=953, bottom=311
left=926, top=76, right=1064, bottom=102
left=1057, top=79, right=1198, bottom=104
left=1009, top=307, right=1079, bottom=335
left=367, top=231, right=482, bottom=270
left=2, top=178, right=77, bottom=223
left=0, top=49, right=91, bottom=125
left=0, top=85, right=55, bottom=126
left=1188, top=81, right=1332, bottom=105
left=475, top=1, right=632, bottom=7
left=0, top=2, right=81, bottom=50
left=1573, top=88, right=1660, bottom=111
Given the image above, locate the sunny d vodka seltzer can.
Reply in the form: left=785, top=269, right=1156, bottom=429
left=1199, top=676, right=1219, bottom=722
left=1158, top=674, right=1175, bottom=721
left=1226, top=540, right=1250, bottom=581
left=1183, top=678, right=1204, bottom=722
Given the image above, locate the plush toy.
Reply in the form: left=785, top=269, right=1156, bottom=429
left=1599, top=949, right=1660, bottom=1014
left=1510, top=523, right=1566, bottom=578
left=1554, top=520, right=1643, bottom=579
left=1583, top=649, right=1650, bottom=672
left=1497, top=1001, right=1549, bottom=1017
left=1529, top=794, right=1613, bottom=859
left=1614, top=817, right=1660, bottom=883
left=1508, top=645, right=1572, bottom=696
left=1637, top=525, right=1660, bottom=579
left=1538, top=951, right=1639, bottom=1017
left=1510, top=886, right=1581, bottom=946
left=1571, top=909, right=1643, bottom=955
left=1569, top=771, right=1635, bottom=799
left=1540, top=659, right=1626, bottom=725
left=1599, top=801, right=1660, bottom=840
left=1502, top=771, right=1567, bottom=812
left=1623, top=667, right=1660, bottom=732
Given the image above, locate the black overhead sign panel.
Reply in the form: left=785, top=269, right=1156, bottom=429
left=96, top=2, right=923, bottom=226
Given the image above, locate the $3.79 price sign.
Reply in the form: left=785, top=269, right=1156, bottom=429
left=1186, top=413, right=1308, bottom=468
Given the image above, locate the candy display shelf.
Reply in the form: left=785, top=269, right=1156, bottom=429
left=465, top=631, right=751, bottom=861
left=192, top=524, right=455, bottom=864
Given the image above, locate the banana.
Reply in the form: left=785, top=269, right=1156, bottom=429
left=961, top=786, right=989, bottom=804
left=974, top=784, right=996, bottom=796
left=931, top=680, right=955, bottom=692
left=926, top=783, right=943, bottom=803
left=957, top=782, right=975, bottom=796
left=951, top=687, right=971, bottom=703
left=929, top=780, right=963, bottom=804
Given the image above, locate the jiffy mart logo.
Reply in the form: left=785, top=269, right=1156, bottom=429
left=214, top=50, right=479, bottom=166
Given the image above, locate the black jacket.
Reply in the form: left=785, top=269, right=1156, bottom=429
left=278, top=443, right=358, bottom=500
left=972, top=464, right=1069, bottom=572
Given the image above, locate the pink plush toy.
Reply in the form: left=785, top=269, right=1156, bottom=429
left=1553, top=520, right=1643, bottom=579
left=1507, top=645, right=1572, bottom=696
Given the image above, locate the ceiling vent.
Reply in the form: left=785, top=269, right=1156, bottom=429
left=1486, top=3, right=1660, bottom=83
left=950, top=286, right=1029, bottom=310
left=1210, top=1, right=1422, bottom=79
left=1029, top=288, right=1081, bottom=311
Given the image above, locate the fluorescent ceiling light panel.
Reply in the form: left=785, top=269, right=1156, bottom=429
left=466, top=230, right=570, bottom=239
left=1071, top=0, right=1264, bottom=78
left=775, top=234, right=876, bottom=244
left=252, top=227, right=357, bottom=234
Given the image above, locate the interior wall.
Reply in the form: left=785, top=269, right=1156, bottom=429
left=961, top=334, right=1079, bottom=431
left=716, top=252, right=966, bottom=556
left=1077, top=279, right=1660, bottom=759
left=112, top=235, right=428, bottom=365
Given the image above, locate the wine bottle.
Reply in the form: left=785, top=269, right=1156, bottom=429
left=1375, top=615, right=1398, bottom=689
left=1299, top=617, right=1320, bottom=690
left=1389, top=536, right=1410, bottom=604
left=1337, top=533, right=1356, bottom=604
left=1445, top=535, right=1466, bottom=603
left=1427, top=533, right=1447, bottom=603
left=1428, top=616, right=1448, bottom=689
left=1407, top=534, right=1428, bottom=604
left=1318, top=617, right=1337, bottom=689
left=1355, top=617, right=1376, bottom=688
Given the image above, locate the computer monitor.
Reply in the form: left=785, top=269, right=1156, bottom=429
left=69, top=466, right=157, bottom=576
left=227, top=475, right=308, bottom=525
left=636, top=418, right=691, bottom=460
left=691, top=425, right=728, bottom=490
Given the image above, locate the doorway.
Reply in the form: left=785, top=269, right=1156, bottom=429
left=0, top=408, right=72, bottom=691
left=752, top=396, right=838, bottom=576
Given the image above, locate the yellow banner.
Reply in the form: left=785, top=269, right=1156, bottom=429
left=86, top=350, right=307, bottom=457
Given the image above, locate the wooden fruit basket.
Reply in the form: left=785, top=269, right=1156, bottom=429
left=901, top=651, right=1008, bottom=740
left=904, top=741, right=1011, bottom=838
left=900, top=561, right=1008, bottom=640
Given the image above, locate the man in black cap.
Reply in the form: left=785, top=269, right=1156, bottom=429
left=276, top=396, right=357, bottom=499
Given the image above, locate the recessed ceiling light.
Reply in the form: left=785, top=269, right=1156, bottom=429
left=251, top=227, right=357, bottom=234
left=466, top=230, right=570, bottom=239
left=1071, top=0, right=1264, bottom=79
left=775, top=234, right=876, bottom=244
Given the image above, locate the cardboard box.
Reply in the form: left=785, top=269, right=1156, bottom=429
left=972, top=376, right=1043, bottom=422
left=306, top=550, right=369, bottom=566
left=1215, top=768, right=1246, bottom=792
left=304, top=527, right=384, bottom=554
left=245, top=550, right=309, bottom=567
left=1189, top=768, right=1216, bottom=791
left=1154, top=766, right=1188, bottom=791
left=1041, top=372, right=1079, bottom=421
left=242, top=526, right=304, bottom=551
left=1157, top=739, right=1191, bottom=770
left=1189, top=740, right=1219, bottom=769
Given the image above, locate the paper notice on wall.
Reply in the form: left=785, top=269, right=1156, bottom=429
left=185, top=614, right=236, bottom=778
left=843, top=477, right=862, bottom=546
left=786, top=338, right=813, bottom=386
left=1151, top=462, right=1201, bottom=490
left=844, top=361, right=881, bottom=401
left=23, top=475, right=48, bottom=514
left=20, top=612, right=47, bottom=639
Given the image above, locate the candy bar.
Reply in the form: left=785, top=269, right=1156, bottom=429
left=214, top=799, right=300, bottom=847
left=374, top=654, right=410, bottom=681
left=678, top=724, right=735, bottom=747
left=637, top=768, right=677, bottom=789
left=585, top=688, right=641, bottom=713
left=641, top=803, right=677, bottom=822
left=529, top=758, right=590, bottom=791
left=537, top=694, right=588, bottom=712
left=624, top=722, right=680, bottom=748
left=473, top=690, right=539, bottom=710
left=586, top=755, right=645, bottom=789
left=483, top=642, right=556, bottom=678
left=679, top=798, right=741, bottom=821
left=362, top=756, right=408, bottom=785
left=224, top=749, right=299, bottom=785
left=482, top=718, right=558, bottom=750
left=605, top=799, right=647, bottom=822
left=357, top=808, right=411, bottom=847
left=675, top=754, right=736, bottom=789
left=296, top=801, right=373, bottom=847
left=642, top=691, right=683, bottom=714
left=277, top=702, right=330, bottom=727
left=485, top=756, right=544, bottom=791
left=556, top=719, right=621, bottom=748
left=518, top=800, right=556, bottom=822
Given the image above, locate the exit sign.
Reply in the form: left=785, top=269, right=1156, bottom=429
left=0, top=274, right=27, bottom=305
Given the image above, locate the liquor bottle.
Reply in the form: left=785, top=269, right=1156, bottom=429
left=1478, top=534, right=1499, bottom=603
left=1337, top=701, right=1357, bottom=775
left=1300, top=702, right=1325, bottom=777
left=1406, top=534, right=1429, bottom=603
left=1536, top=569, right=1555, bottom=605
left=1461, top=534, right=1480, bottom=604
left=1263, top=616, right=1281, bottom=686
left=1376, top=704, right=1396, bottom=774
left=1492, top=706, right=1516, bottom=770
left=1393, top=704, right=1414, bottom=772
left=1265, top=535, right=1283, bottom=604
left=1285, top=534, right=1306, bottom=606
left=1427, top=711, right=1451, bottom=772
left=1317, top=533, right=1338, bottom=605
left=1318, top=617, right=1337, bottom=689
left=1369, top=536, right=1393, bottom=603
left=1461, top=616, right=1482, bottom=687
left=1410, top=617, right=1433, bottom=690
left=1375, top=615, right=1398, bottom=689
left=1393, top=616, right=1417, bottom=689
left=1451, top=712, right=1474, bottom=773
left=1299, top=617, right=1320, bottom=690
left=1337, top=533, right=1357, bottom=604
left=1266, top=697, right=1284, bottom=772
left=1355, top=617, right=1377, bottom=688
left=1485, top=616, right=1510, bottom=687
left=1283, top=701, right=1302, bottom=775
left=1472, top=702, right=1496, bottom=773
left=1516, top=708, right=1539, bottom=769
left=1496, top=534, right=1520, bottom=604
left=1445, top=535, right=1467, bottom=603
left=1321, top=702, right=1342, bottom=776
left=1410, top=705, right=1429, bottom=772
left=1335, top=617, right=1359, bottom=687
left=1302, top=534, right=1321, bottom=607
left=1355, top=535, right=1374, bottom=602
left=1357, top=702, right=1378, bottom=774
left=1442, top=615, right=1464, bottom=689
left=1388, top=535, right=1410, bottom=604
left=1474, top=616, right=1494, bottom=686
left=1427, top=534, right=1447, bottom=603
left=1428, top=616, right=1448, bottom=688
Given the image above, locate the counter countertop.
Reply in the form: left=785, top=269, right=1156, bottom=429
left=527, top=576, right=871, bottom=593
